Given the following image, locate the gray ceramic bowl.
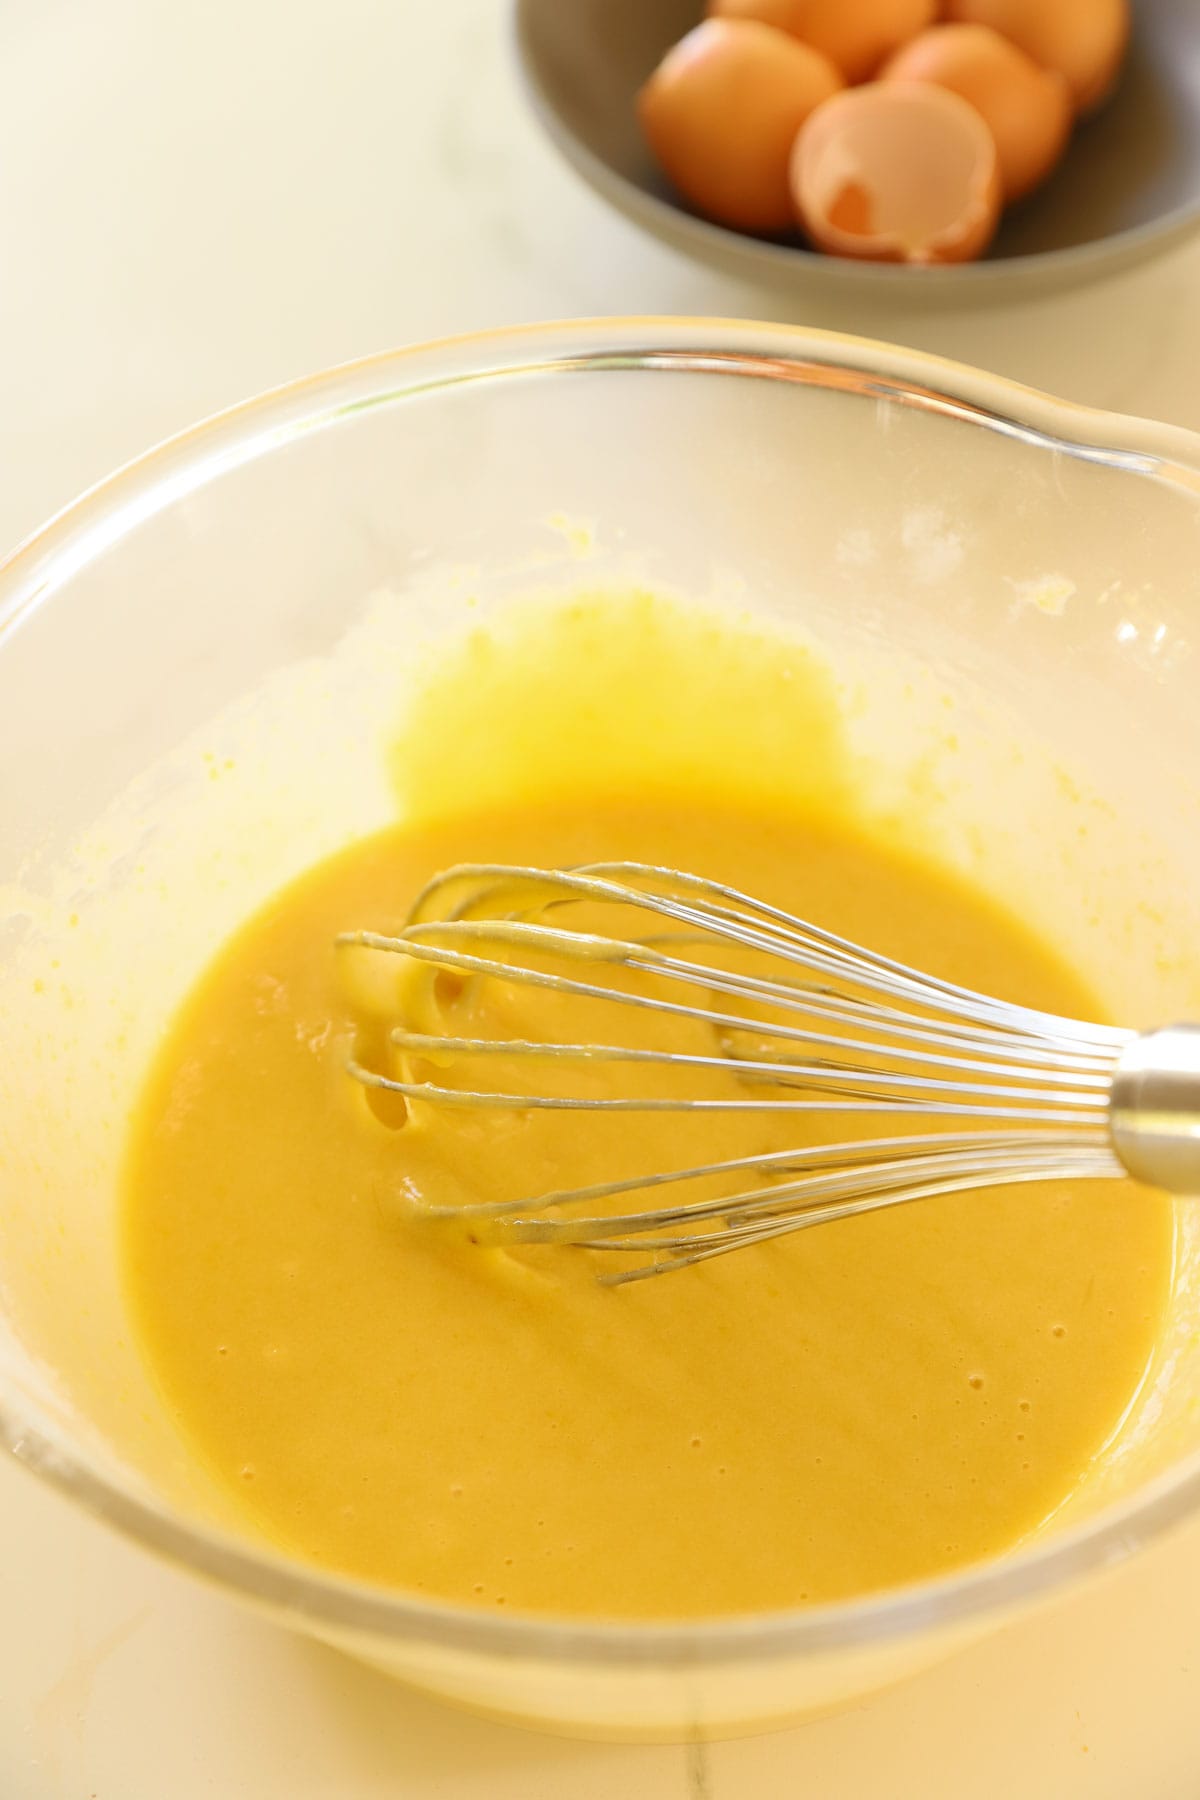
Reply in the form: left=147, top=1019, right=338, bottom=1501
left=514, top=0, right=1200, bottom=301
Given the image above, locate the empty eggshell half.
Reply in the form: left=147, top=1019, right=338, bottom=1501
left=883, top=24, right=1072, bottom=203
left=640, top=19, right=844, bottom=234
left=791, top=83, right=1003, bottom=264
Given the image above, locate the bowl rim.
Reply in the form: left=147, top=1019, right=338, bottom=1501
left=511, top=0, right=1200, bottom=296
left=4, top=315, right=1200, bottom=1668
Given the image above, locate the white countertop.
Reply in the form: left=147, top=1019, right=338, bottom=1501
left=3, top=4, right=1200, bottom=1794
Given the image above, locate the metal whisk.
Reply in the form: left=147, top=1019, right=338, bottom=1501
left=338, top=862, right=1200, bottom=1285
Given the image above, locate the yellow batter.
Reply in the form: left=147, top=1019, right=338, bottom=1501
left=123, top=594, right=1173, bottom=1618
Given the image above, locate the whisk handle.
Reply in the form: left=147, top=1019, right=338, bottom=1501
left=1111, top=1026, right=1200, bottom=1194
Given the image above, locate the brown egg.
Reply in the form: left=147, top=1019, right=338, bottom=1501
left=942, top=0, right=1129, bottom=114
left=883, top=24, right=1072, bottom=201
left=791, top=82, right=1002, bottom=263
left=639, top=20, right=844, bottom=233
left=710, top=0, right=939, bottom=85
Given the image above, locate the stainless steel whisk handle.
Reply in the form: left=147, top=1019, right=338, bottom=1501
left=1111, top=1026, right=1200, bottom=1194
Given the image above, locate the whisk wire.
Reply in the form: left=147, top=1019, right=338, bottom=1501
left=405, top=861, right=1130, bottom=1047
left=339, top=861, right=1200, bottom=1282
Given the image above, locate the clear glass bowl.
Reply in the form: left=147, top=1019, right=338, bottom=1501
left=2, top=319, right=1200, bottom=1741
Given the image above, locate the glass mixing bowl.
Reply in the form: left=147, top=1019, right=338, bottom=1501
left=2, top=319, right=1200, bottom=1741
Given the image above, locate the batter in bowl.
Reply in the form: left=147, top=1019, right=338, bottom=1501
left=122, top=595, right=1173, bottom=1618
